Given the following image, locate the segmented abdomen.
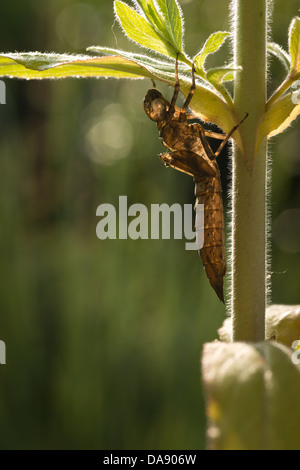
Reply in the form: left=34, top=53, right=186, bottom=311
left=194, top=168, right=226, bottom=303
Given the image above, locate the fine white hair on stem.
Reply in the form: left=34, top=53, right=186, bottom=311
left=266, top=143, right=273, bottom=307
left=229, top=0, right=273, bottom=69
left=227, top=1, right=272, bottom=339
left=225, top=143, right=234, bottom=324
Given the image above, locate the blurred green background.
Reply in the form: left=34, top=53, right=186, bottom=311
left=0, top=0, right=299, bottom=450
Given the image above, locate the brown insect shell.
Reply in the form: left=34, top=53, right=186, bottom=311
left=143, top=89, right=169, bottom=123
left=159, top=120, right=218, bottom=179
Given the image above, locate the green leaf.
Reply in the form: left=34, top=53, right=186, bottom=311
left=155, top=0, right=183, bottom=50
left=289, top=16, right=300, bottom=72
left=203, top=64, right=239, bottom=109
left=87, top=46, right=190, bottom=80
left=194, top=31, right=230, bottom=74
left=135, top=0, right=166, bottom=33
left=268, top=42, right=290, bottom=72
left=88, top=46, right=177, bottom=72
left=114, top=0, right=177, bottom=58
left=257, top=89, right=300, bottom=153
left=0, top=52, right=158, bottom=79
left=135, top=0, right=183, bottom=52
left=202, top=341, right=300, bottom=450
left=206, top=65, right=241, bottom=84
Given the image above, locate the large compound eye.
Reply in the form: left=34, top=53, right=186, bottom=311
left=149, top=98, right=166, bottom=121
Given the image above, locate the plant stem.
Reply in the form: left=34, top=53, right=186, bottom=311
left=230, top=0, right=268, bottom=342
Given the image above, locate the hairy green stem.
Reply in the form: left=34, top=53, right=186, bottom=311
left=230, top=0, right=269, bottom=341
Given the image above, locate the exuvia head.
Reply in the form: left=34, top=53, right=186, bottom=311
left=143, top=89, right=168, bottom=122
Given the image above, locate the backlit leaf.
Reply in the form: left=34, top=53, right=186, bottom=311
left=268, top=42, right=290, bottom=72
left=194, top=32, right=230, bottom=74
left=0, top=52, right=155, bottom=79
left=256, top=90, right=300, bottom=153
left=155, top=0, right=183, bottom=50
left=289, top=16, right=300, bottom=72
left=114, top=0, right=177, bottom=58
left=206, top=65, right=240, bottom=84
